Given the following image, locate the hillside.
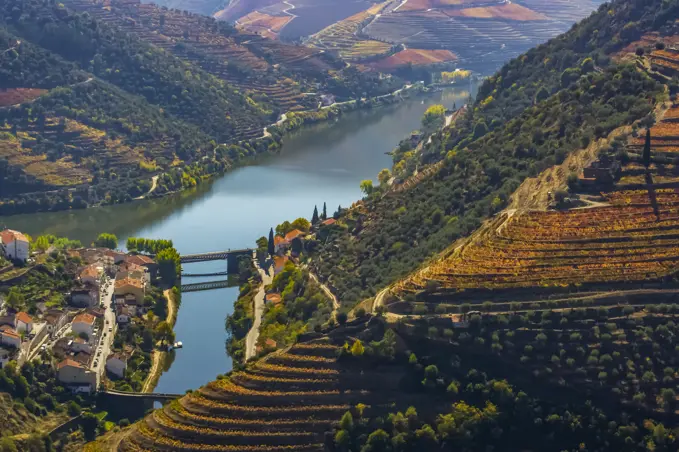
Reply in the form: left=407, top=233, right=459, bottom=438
left=307, top=0, right=675, bottom=306
left=0, top=0, right=399, bottom=215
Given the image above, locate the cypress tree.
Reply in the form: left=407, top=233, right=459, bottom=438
left=267, top=228, right=275, bottom=256
left=312, top=205, right=319, bottom=224
left=643, top=128, right=652, bottom=168
left=322, top=202, right=327, bottom=220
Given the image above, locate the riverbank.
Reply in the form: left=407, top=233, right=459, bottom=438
left=141, top=288, right=178, bottom=394
left=1, top=82, right=427, bottom=218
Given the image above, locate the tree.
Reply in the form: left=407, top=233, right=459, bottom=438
left=94, top=233, right=118, bottom=249
left=351, top=340, right=364, bottom=356
left=311, top=205, right=319, bottom=224
left=340, top=411, right=354, bottom=431
left=268, top=228, right=275, bottom=256
left=155, top=321, right=175, bottom=345
left=157, top=247, right=181, bottom=285
left=5, top=288, right=25, bottom=311
left=67, top=400, right=81, bottom=416
left=33, top=235, right=49, bottom=252
left=322, top=202, right=327, bottom=220
left=643, top=128, right=651, bottom=168
left=378, top=168, right=391, bottom=187
left=363, top=429, right=390, bottom=452
left=337, top=312, right=348, bottom=325
left=360, top=179, right=373, bottom=195
left=291, top=217, right=311, bottom=232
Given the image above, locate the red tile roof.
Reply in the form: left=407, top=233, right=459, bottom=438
left=265, top=293, right=282, bottom=305
left=321, top=218, right=337, bottom=226
left=73, top=313, right=96, bottom=326
left=274, top=236, right=288, bottom=246
left=284, top=229, right=304, bottom=242
left=15, top=311, right=32, bottom=325
left=273, top=255, right=289, bottom=271
left=126, top=254, right=155, bottom=266
left=57, top=358, right=85, bottom=370
left=0, top=229, right=28, bottom=245
left=115, top=277, right=144, bottom=289
left=0, top=326, right=19, bottom=339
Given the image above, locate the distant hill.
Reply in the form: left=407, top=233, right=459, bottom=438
left=0, top=0, right=400, bottom=215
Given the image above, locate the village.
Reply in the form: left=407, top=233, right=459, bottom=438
left=0, top=228, right=169, bottom=395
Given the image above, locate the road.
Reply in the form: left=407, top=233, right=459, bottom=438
left=91, top=276, right=117, bottom=380
left=308, top=271, right=339, bottom=319
left=245, top=260, right=272, bottom=361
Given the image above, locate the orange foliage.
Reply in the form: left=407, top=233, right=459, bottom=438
left=441, top=3, right=547, bottom=21
left=369, top=49, right=457, bottom=70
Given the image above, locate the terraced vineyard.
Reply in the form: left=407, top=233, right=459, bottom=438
left=120, top=321, right=428, bottom=452
left=362, top=0, right=604, bottom=71
left=305, top=2, right=394, bottom=61
left=59, top=0, right=344, bottom=125
left=0, top=88, right=46, bottom=107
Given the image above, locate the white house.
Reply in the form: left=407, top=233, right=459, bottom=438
left=0, top=326, right=21, bottom=348
left=14, top=311, right=33, bottom=334
left=72, top=313, right=96, bottom=337
left=0, top=229, right=29, bottom=263
left=44, top=309, right=68, bottom=337
left=56, top=359, right=97, bottom=392
left=105, top=353, right=128, bottom=378
left=70, top=285, right=98, bottom=308
left=116, top=305, right=131, bottom=325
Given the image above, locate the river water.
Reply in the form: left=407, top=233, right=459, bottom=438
left=5, top=86, right=473, bottom=393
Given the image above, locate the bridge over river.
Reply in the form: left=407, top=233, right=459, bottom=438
left=180, top=248, right=254, bottom=292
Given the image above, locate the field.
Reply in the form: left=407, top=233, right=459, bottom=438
left=396, top=0, right=497, bottom=12
left=236, top=11, right=293, bottom=39
left=441, top=3, right=548, bottom=21
left=0, top=88, right=47, bottom=107
left=368, top=48, right=457, bottom=70
left=305, top=2, right=393, bottom=61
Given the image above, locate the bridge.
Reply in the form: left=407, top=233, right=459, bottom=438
left=101, top=389, right=180, bottom=402
left=180, top=248, right=254, bottom=274
left=181, top=279, right=234, bottom=292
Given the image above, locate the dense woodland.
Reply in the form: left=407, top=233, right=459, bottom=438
left=311, top=0, right=676, bottom=305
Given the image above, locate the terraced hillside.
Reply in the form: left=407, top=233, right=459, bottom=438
left=305, top=2, right=394, bottom=62
left=119, top=319, right=438, bottom=451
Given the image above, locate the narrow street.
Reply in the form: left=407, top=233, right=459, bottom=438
left=245, top=260, right=272, bottom=361
left=92, top=276, right=116, bottom=379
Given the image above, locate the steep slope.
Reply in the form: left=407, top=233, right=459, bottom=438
left=309, top=0, right=674, bottom=306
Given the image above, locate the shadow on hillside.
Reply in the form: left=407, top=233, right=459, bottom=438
left=645, top=172, right=660, bottom=220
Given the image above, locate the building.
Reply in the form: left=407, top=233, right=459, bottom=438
left=80, top=263, right=104, bottom=287
left=0, top=326, right=21, bottom=348
left=284, top=229, right=305, bottom=243
left=125, top=254, right=158, bottom=280
left=274, top=236, right=289, bottom=254
left=14, top=311, right=33, bottom=334
left=117, top=261, right=150, bottom=284
left=320, top=94, right=336, bottom=106
left=321, top=218, right=337, bottom=227
left=0, top=229, right=29, bottom=263
left=56, top=359, right=97, bottom=392
left=273, top=256, right=289, bottom=276
left=44, top=309, right=68, bottom=337
left=70, top=337, right=92, bottom=354
left=265, top=293, right=282, bottom=306
left=105, top=353, right=128, bottom=378
left=71, top=284, right=99, bottom=308
left=116, top=305, right=131, bottom=324
left=114, top=277, right=145, bottom=304
left=72, top=313, right=96, bottom=337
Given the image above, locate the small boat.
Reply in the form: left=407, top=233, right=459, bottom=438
left=173, top=341, right=183, bottom=349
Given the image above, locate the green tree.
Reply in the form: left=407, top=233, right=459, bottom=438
left=268, top=228, right=275, bottom=256
left=5, top=288, right=25, bottom=311
left=378, top=168, right=391, bottom=187
left=643, top=128, right=652, bottom=168
left=33, top=235, right=50, bottom=252
left=362, top=429, right=390, bottom=452
left=322, top=202, right=327, bottom=220
left=311, top=205, right=319, bottom=224
left=291, top=217, right=311, bottom=232
left=351, top=340, right=364, bottom=357
left=339, top=411, right=354, bottom=431
left=157, top=247, right=181, bottom=285
left=94, top=233, right=118, bottom=249
left=155, top=321, right=175, bottom=345
left=360, top=179, right=373, bottom=195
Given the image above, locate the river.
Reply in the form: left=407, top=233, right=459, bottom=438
left=5, top=85, right=474, bottom=393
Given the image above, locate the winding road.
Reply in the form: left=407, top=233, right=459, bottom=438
left=245, top=261, right=273, bottom=361
left=309, top=271, right=340, bottom=319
